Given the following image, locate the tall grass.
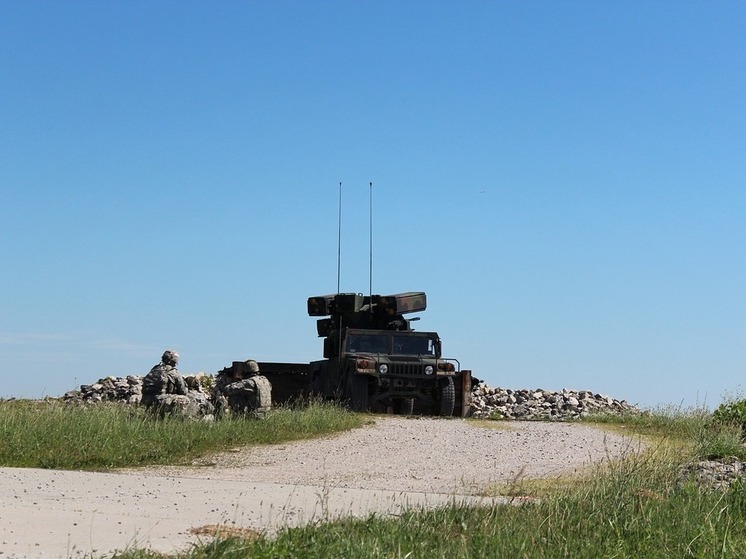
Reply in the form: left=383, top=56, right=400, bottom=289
left=0, top=399, right=364, bottom=469
left=586, top=403, right=711, bottom=439
left=588, top=404, right=746, bottom=461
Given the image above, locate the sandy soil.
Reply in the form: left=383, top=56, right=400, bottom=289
left=0, top=417, right=640, bottom=558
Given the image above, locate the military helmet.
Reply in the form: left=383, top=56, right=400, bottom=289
left=162, top=349, right=179, bottom=366
left=246, top=359, right=260, bottom=374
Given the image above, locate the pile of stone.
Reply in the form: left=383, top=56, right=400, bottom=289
left=65, top=375, right=638, bottom=422
left=64, top=373, right=214, bottom=416
left=679, top=458, right=745, bottom=491
left=469, top=383, right=638, bottom=420
left=67, top=376, right=143, bottom=405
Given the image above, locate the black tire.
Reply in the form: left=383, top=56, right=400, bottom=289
left=394, top=398, right=415, bottom=415
left=346, top=373, right=369, bottom=412
left=438, top=377, right=456, bottom=416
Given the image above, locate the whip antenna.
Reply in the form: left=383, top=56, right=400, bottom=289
left=369, top=181, right=373, bottom=302
left=337, top=181, right=344, bottom=356
left=336, top=182, right=343, bottom=294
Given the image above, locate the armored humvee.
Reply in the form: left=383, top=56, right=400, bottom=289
left=306, top=291, right=471, bottom=416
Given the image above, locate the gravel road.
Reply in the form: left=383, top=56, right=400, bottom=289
left=146, top=416, right=638, bottom=493
left=0, top=417, right=639, bottom=559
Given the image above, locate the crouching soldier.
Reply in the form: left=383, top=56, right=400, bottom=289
left=141, top=349, right=190, bottom=417
left=214, top=359, right=272, bottom=418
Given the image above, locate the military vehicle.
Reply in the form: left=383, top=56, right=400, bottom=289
left=306, top=291, right=471, bottom=416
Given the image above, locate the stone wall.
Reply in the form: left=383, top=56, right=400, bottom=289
left=469, top=383, right=638, bottom=419
left=64, top=373, right=214, bottom=415
left=67, top=375, right=144, bottom=404
left=65, top=375, right=639, bottom=420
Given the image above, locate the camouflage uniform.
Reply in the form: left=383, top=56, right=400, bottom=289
left=224, top=376, right=273, bottom=418
left=212, top=368, right=232, bottom=419
left=214, top=360, right=272, bottom=419
left=141, top=350, right=189, bottom=416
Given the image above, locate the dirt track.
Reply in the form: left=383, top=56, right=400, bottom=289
left=0, top=417, right=639, bottom=558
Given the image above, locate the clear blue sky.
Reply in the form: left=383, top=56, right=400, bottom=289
left=1, top=1, right=744, bottom=409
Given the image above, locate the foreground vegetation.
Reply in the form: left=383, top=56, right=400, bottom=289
left=115, top=403, right=746, bottom=559
left=124, top=474, right=746, bottom=559
left=3, top=397, right=746, bottom=558
left=0, top=398, right=365, bottom=469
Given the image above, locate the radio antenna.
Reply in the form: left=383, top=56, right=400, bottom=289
left=337, top=181, right=344, bottom=356
left=337, top=181, right=342, bottom=294
left=368, top=181, right=373, bottom=303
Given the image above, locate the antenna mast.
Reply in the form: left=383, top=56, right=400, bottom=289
left=337, top=181, right=342, bottom=294
left=369, top=181, right=373, bottom=301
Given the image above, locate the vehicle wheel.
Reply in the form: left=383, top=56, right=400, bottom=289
left=346, top=373, right=369, bottom=412
left=438, top=377, right=455, bottom=416
left=394, top=398, right=414, bottom=415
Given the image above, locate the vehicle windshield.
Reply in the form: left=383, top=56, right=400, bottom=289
left=345, top=333, right=389, bottom=354
left=392, top=335, right=436, bottom=356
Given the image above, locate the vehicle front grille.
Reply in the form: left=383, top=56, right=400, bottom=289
left=390, top=363, right=422, bottom=377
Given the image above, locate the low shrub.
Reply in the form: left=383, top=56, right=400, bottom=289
left=713, top=398, right=746, bottom=438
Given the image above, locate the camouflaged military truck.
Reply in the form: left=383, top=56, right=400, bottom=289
left=306, top=291, right=471, bottom=416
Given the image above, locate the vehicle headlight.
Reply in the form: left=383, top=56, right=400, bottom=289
left=378, top=364, right=388, bottom=374
left=425, top=365, right=434, bottom=375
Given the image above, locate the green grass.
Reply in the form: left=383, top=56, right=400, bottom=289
left=0, top=398, right=365, bottom=469
left=583, top=404, right=710, bottom=439
left=586, top=404, right=746, bottom=461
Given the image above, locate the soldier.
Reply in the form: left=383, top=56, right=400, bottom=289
left=216, top=359, right=272, bottom=418
left=141, top=349, right=189, bottom=416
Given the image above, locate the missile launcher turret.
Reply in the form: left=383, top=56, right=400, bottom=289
left=308, top=291, right=427, bottom=337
